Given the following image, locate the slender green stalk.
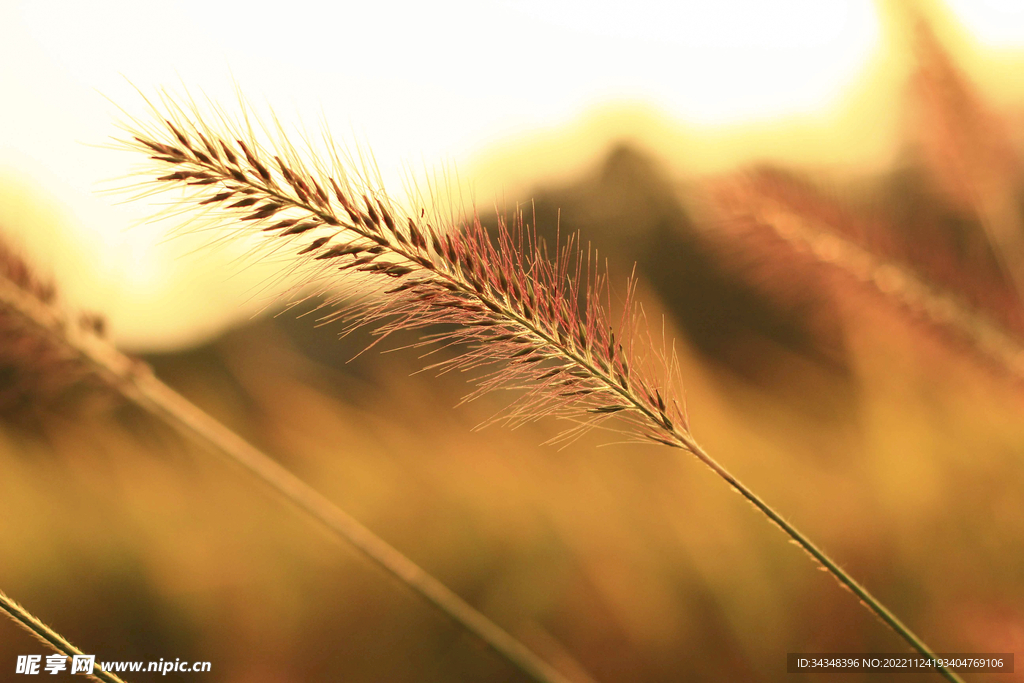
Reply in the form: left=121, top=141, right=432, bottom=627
left=501, top=291, right=966, bottom=682
left=0, top=272, right=573, bottom=683
left=680, top=440, right=965, bottom=683
left=132, top=377, right=573, bottom=683
left=0, top=589, right=129, bottom=683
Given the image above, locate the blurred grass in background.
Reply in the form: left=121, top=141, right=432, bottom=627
left=1, top=6, right=1024, bottom=683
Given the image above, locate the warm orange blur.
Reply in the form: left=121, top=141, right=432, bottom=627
left=4, top=0, right=1022, bottom=350
left=0, top=1, right=1023, bottom=682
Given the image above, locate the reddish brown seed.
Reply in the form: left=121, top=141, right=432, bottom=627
left=263, top=218, right=300, bottom=231
left=309, top=177, right=328, bottom=206
left=510, top=279, right=523, bottom=303
left=358, top=211, right=376, bottom=232
left=408, top=219, right=427, bottom=250
left=219, top=140, right=238, bottom=165
left=237, top=139, right=271, bottom=183
left=282, top=221, right=318, bottom=235
left=561, top=389, right=594, bottom=397
left=158, top=170, right=204, bottom=181
left=363, top=196, right=379, bottom=225
left=316, top=244, right=363, bottom=259
left=276, top=157, right=294, bottom=182
left=136, top=137, right=176, bottom=156
left=200, top=191, right=235, bottom=205
left=377, top=200, right=395, bottom=232
left=348, top=254, right=379, bottom=267
left=337, top=188, right=355, bottom=213
left=329, top=177, right=346, bottom=205
left=384, top=280, right=418, bottom=294
left=408, top=221, right=425, bottom=249
left=243, top=204, right=280, bottom=221
left=234, top=139, right=254, bottom=164
left=254, top=161, right=272, bottom=184
left=166, top=120, right=191, bottom=149
left=197, top=131, right=219, bottom=160
left=290, top=176, right=311, bottom=203
left=229, top=197, right=259, bottom=209
left=298, top=237, right=331, bottom=254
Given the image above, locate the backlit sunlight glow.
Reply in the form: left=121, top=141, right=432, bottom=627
left=0, top=0, right=1020, bottom=349
left=500, top=0, right=879, bottom=124
left=944, top=0, right=1024, bottom=47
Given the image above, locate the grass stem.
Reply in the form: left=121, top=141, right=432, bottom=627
left=0, top=589, right=129, bottom=683
left=680, top=439, right=965, bottom=683
left=0, top=268, right=573, bottom=683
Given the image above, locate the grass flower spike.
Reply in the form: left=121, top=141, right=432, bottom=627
left=0, top=240, right=113, bottom=426
left=121, top=98, right=689, bottom=449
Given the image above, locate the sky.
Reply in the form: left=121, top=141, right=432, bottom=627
left=1, top=0, right=1023, bottom=350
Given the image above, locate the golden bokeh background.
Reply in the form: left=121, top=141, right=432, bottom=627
left=1, top=0, right=1023, bottom=681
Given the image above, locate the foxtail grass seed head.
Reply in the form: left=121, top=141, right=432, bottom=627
left=0, top=238, right=116, bottom=427
left=708, top=170, right=1024, bottom=383
left=117, top=95, right=690, bottom=449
